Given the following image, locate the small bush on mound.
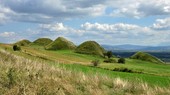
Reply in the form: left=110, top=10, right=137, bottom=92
left=103, top=58, right=117, bottom=63
left=91, top=59, right=100, bottom=67
left=13, top=45, right=21, bottom=51
left=118, top=58, right=125, bottom=64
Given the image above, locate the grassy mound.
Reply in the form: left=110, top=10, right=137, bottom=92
left=75, top=41, right=105, bottom=56
left=14, top=39, right=31, bottom=46
left=130, top=52, right=164, bottom=64
left=45, top=37, right=76, bottom=50
left=33, top=38, right=53, bottom=46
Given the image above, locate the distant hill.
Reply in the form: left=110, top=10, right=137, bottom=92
left=102, top=44, right=170, bottom=52
left=45, top=37, right=76, bottom=50
left=14, top=39, right=31, bottom=46
left=75, top=41, right=105, bottom=56
left=33, top=38, right=53, bottom=46
left=130, top=52, right=164, bottom=64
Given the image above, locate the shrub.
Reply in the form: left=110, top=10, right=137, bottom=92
left=104, top=51, right=113, bottom=58
left=13, top=45, right=21, bottom=51
left=91, top=59, right=100, bottom=67
left=103, top=58, right=117, bottom=63
left=113, top=68, right=132, bottom=73
left=118, top=58, right=125, bottom=64
left=107, top=51, right=113, bottom=58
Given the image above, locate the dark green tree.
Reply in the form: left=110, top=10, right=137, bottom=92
left=106, top=51, right=113, bottom=58
left=13, top=45, right=21, bottom=51
left=118, top=58, right=125, bottom=64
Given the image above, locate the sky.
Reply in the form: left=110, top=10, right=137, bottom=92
left=0, top=0, right=170, bottom=46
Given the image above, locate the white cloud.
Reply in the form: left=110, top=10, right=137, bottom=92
left=152, top=17, right=170, bottom=30
left=0, top=22, right=170, bottom=45
left=0, top=0, right=106, bottom=23
left=81, top=22, right=154, bottom=37
left=0, top=32, right=15, bottom=37
left=0, top=5, right=13, bottom=24
left=0, top=0, right=169, bottom=23
left=110, top=0, right=170, bottom=18
left=40, top=23, right=67, bottom=32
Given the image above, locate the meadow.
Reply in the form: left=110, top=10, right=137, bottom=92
left=0, top=46, right=170, bottom=95
left=0, top=44, right=170, bottom=95
left=0, top=43, right=170, bottom=88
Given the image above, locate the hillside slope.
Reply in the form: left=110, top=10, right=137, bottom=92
left=130, top=52, right=164, bottom=64
left=75, top=41, right=105, bottom=56
left=45, top=37, right=76, bottom=50
left=14, top=39, right=31, bottom=46
left=0, top=49, right=169, bottom=95
left=33, top=38, right=53, bottom=46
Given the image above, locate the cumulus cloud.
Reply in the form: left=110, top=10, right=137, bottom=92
left=81, top=22, right=154, bottom=37
left=152, top=17, right=170, bottom=30
left=0, top=5, right=13, bottom=24
left=40, top=23, right=67, bottom=32
left=1, top=22, right=170, bottom=45
left=110, top=0, right=170, bottom=18
left=0, top=0, right=169, bottom=23
left=0, top=0, right=106, bottom=23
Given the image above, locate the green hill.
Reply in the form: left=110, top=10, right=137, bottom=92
left=75, top=41, right=105, bottom=56
left=33, top=38, right=53, bottom=46
left=130, top=52, right=164, bottom=64
left=45, top=37, right=76, bottom=50
left=14, top=39, right=31, bottom=46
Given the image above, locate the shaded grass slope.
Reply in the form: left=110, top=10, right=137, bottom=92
left=130, top=52, right=164, bottom=64
left=45, top=37, right=76, bottom=50
left=75, top=41, right=105, bottom=56
left=33, top=38, right=53, bottom=46
left=14, top=39, right=31, bottom=46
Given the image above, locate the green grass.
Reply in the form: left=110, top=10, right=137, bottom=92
left=100, top=58, right=170, bottom=76
left=0, top=43, right=170, bottom=87
left=1, top=50, right=169, bottom=95
left=45, top=37, right=76, bottom=50
left=55, top=63, right=170, bottom=87
left=32, top=38, right=53, bottom=46
left=130, top=52, right=164, bottom=64
left=75, top=41, right=105, bottom=56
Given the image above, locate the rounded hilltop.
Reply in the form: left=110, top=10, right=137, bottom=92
left=75, top=41, right=106, bottom=56
left=14, top=39, right=31, bottom=46
left=45, top=37, right=76, bottom=50
left=33, top=38, right=53, bottom=46
left=130, top=52, right=164, bottom=64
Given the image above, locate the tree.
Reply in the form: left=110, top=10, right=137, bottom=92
left=118, top=58, right=125, bottom=64
left=106, top=51, right=113, bottom=58
left=13, top=45, right=21, bottom=51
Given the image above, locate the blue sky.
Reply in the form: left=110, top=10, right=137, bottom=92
left=0, top=0, right=170, bottom=46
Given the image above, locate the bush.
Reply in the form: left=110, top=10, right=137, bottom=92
left=13, top=45, right=21, bottom=51
left=113, top=68, right=132, bottom=73
left=104, top=51, right=113, bottom=58
left=103, top=58, right=117, bottom=63
left=91, top=59, right=100, bottom=67
left=118, top=58, right=125, bottom=64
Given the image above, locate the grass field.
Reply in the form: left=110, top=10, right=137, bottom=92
left=0, top=43, right=170, bottom=88
left=1, top=49, right=170, bottom=95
